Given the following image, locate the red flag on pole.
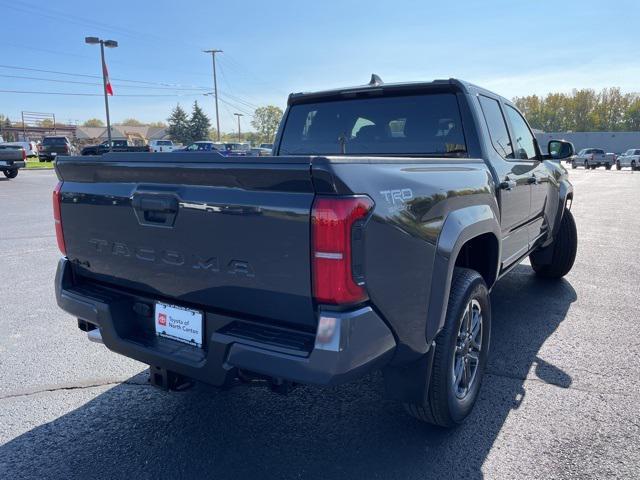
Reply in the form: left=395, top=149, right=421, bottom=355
left=102, top=57, right=114, bottom=96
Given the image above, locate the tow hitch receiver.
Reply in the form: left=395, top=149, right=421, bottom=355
left=149, top=365, right=194, bottom=391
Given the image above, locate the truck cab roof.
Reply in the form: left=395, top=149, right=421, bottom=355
left=287, top=76, right=507, bottom=106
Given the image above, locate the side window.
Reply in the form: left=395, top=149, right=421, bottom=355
left=478, top=96, right=514, bottom=159
left=505, top=105, right=537, bottom=160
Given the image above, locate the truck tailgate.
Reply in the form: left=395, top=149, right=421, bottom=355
left=56, top=153, right=316, bottom=329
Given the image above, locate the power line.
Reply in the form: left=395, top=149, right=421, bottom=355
left=0, top=64, right=210, bottom=89
left=0, top=89, right=205, bottom=98
left=217, top=96, right=253, bottom=117
left=216, top=62, right=261, bottom=109
left=1, top=0, right=204, bottom=51
left=0, top=73, right=210, bottom=91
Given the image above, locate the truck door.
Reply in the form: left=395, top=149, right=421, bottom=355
left=478, top=95, right=533, bottom=268
left=503, top=104, right=549, bottom=245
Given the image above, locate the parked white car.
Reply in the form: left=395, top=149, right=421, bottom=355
left=3, top=141, right=39, bottom=158
left=149, top=140, right=175, bottom=152
left=571, top=148, right=615, bottom=170
left=616, top=149, right=640, bottom=170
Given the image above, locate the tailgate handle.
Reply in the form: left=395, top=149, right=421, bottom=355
left=132, top=196, right=178, bottom=213
left=132, top=194, right=178, bottom=227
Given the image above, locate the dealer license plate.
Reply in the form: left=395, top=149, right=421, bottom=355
left=154, top=302, right=203, bottom=348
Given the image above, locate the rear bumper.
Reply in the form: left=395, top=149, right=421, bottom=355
left=2, top=161, right=26, bottom=169
left=55, top=258, right=395, bottom=387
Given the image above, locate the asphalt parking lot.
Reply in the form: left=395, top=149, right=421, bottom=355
left=1, top=168, right=639, bottom=479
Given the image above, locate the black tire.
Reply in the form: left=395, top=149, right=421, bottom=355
left=571, top=161, right=577, bottom=169
left=530, top=209, right=577, bottom=278
left=616, top=161, right=621, bottom=170
left=605, top=163, right=611, bottom=170
left=404, top=268, right=491, bottom=427
left=584, top=160, right=589, bottom=169
left=632, top=161, right=637, bottom=171
left=3, top=169, right=18, bottom=179
left=591, top=164, right=597, bottom=170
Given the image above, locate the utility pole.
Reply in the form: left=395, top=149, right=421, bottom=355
left=203, top=49, right=223, bottom=141
left=234, top=113, right=243, bottom=142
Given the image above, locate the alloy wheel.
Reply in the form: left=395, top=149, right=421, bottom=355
left=452, top=298, right=483, bottom=399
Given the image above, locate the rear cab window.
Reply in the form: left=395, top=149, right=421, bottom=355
left=279, top=93, right=467, bottom=156
left=43, top=137, right=68, bottom=145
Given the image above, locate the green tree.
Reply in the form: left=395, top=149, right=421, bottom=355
left=189, top=101, right=211, bottom=141
left=0, top=115, right=13, bottom=141
left=148, top=121, right=167, bottom=128
left=568, top=89, right=598, bottom=131
left=119, top=118, right=145, bottom=126
left=513, top=87, right=639, bottom=132
left=251, top=106, right=283, bottom=143
left=624, top=99, right=640, bottom=130
left=82, top=118, right=105, bottom=127
left=167, top=104, right=191, bottom=144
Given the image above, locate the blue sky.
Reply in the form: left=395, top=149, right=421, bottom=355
left=1, top=0, right=638, bottom=132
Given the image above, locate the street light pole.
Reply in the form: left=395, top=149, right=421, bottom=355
left=99, top=41, right=113, bottom=151
left=234, top=113, right=243, bottom=142
left=203, top=49, right=222, bottom=141
left=85, top=36, right=118, bottom=152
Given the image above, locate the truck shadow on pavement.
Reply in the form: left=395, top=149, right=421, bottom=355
left=0, top=265, right=577, bottom=480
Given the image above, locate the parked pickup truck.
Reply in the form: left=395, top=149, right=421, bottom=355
left=53, top=77, right=577, bottom=427
left=616, top=148, right=640, bottom=170
left=40, top=136, right=74, bottom=161
left=0, top=144, right=26, bottom=178
left=81, top=140, right=151, bottom=155
left=149, top=140, right=175, bottom=153
left=572, top=148, right=614, bottom=169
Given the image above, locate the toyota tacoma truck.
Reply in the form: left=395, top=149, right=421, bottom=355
left=0, top=144, right=27, bottom=178
left=53, top=77, right=577, bottom=427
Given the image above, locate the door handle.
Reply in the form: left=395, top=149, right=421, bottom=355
left=499, top=180, right=517, bottom=190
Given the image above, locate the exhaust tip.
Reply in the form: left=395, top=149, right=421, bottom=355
left=87, top=329, right=103, bottom=344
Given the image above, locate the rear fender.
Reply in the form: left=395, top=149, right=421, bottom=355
left=426, top=204, right=501, bottom=343
left=383, top=204, right=500, bottom=404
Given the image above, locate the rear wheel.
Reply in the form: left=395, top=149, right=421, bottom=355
left=605, top=163, right=611, bottom=170
left=530, top=209, right=577, bottom=278
left=404, top=268, right=491, bottom=427
left=571, top=161, right=577, bottom=169
left=3, top=169, right=18, bottom=179
left=616, top=161, right=621, bottom=170
left=584, top=160, right=589, bottom=169
left=633, top=161, right=637, bottom=171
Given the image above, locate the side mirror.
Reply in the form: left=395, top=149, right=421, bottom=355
left=548, top=140, right=574, bottom=160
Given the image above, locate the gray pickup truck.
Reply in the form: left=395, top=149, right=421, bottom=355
left=53, top=77, right=577, bottom=427
left=0, top=144, right=26, bottom=179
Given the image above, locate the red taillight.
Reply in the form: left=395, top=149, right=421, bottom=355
left=311, top=196, right=374, bottom=305
left=21, top=148, right=26, bottom=160
left=53, top=181, right=66, bottom=256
